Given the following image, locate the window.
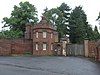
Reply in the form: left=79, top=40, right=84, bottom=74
left=36, top=43, right=38, bottom=50
left=36, top=32, right=38, bottom=38
left=43, top=32, right=46, bottom=38
left=43, top=43, right=46, bottom=50
left=51, top=33, right=53, bottom=38
left=51, top=44, right=53, bottom=50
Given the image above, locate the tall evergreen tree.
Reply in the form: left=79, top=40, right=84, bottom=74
left=94, top=25, right=99, bottom=34
left=44, top=8, right=64, bottom=38
left=69, top=6, right=88, bottom=43
left=58, top=3, right=71, bottom=36
left=44, top=3, right=71, bottom=38
left=43, top=7, right=48, bottom=14
left=93, top=25, right=100, bottom=40
left=86, top=24, right=95, bottom=40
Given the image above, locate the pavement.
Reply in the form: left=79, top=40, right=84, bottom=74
left=0, top=56, right=100, bottom=75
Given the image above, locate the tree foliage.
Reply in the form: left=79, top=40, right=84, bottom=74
left=93, top=25, right=100, bottom=40
left=69, top=6, right=89, bottom=43
left=44, top=3, right=71, bottom=38
left=44, top=8, right=65, bottom=38
left=0, top=30, right=23, bottom=39
left=2, top=1, right=38, bottom=35
left=96, top=12, right=100, bottom=20
left=58, top=3, right=71, bottom=36
left=1, top=2, right=100, bottom=42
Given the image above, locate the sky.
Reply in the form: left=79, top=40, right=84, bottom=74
left=0, top=0, right=100, bottom=31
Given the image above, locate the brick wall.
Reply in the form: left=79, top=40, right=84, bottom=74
left=0, top=39, right=32, bottom=55
left=33, top=50, right=53, bottom=56
left=11, top=39, right=33, bottom=54
left=96, top=44, right=100, bottom=61
left=0, top=43, right=11, bottom=55
left=88, top=41, right=97, bottom=58
left=88, top=41, right=100, bottom=61
left=98, top=49, right=100, bottom=61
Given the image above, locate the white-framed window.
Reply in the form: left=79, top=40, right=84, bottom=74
left=43, top=43, right=46, bottom=50
left=51, top=44, right=53, bottom=50
left=36, top=32, right=38, bottom=38
left=43, top=32, right=46, bottom=38
left=51, top=33, right=53, bottom=38
left=36, top=43, right=38, bottom=50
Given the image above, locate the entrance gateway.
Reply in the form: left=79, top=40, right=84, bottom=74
left=66, top=44, right=84, bottom=56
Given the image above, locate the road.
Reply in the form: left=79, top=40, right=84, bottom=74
left=0, top=56, right=100, bottom=75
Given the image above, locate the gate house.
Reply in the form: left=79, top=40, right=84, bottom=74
left=25, top=16, right=59, bottom=55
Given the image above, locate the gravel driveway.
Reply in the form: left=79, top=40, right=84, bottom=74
left=0, top=56, right=100, bottom=75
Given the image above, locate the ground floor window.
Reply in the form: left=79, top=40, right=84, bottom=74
left=36, top=43, right=38, bottom=50
left=43, top=43, right=46, bottom=50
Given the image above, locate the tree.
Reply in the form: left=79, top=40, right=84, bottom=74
left=44, top=8, right=65, bottom=38
left=58, top=3, right=71, bottom=36
left=86, top=24, right=95, bottom=40
left=44, top=3, right=71, bottom=38
left=96, top=12, right=100, bottom=20
left=43, top=7, right=48, bottom=14
left=0, top=30, right=23, bottom=39
left=69, top=6, right=89, bottom=43
left=93, top=25, right=100, bottom=40
left=2, top=1, right=38, bottom=36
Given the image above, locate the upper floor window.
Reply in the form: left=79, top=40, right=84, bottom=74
left=36, top=32, right=38, bottom=38
left=43, top=32, right=46, bottom=38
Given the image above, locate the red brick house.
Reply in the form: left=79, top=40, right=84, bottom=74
left=25, top=16, right=59, bottom=55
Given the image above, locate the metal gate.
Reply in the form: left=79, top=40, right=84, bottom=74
left=53, top=43, right=62, bottom=56
left=66, top=44, right=84, bottom=56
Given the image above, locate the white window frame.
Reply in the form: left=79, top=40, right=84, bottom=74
left=36, top=43, right=38, bottom=50
left=43, top=32, right=46, bottom=38
left=43, top=43, right=46, bottom=50
left=36, top=32, right=38, bottom=38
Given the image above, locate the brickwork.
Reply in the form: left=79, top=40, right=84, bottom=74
left=0, top=43, right=11, bottom=55
left=96, top=44, right=100, bottom=61
left=32, top=20, right=58, bottom=55
left=25, top=23, right=33, bottom=39
left=88, top=41, right=97, bottom=58
left=0, top=39, right=32, bottom=55
left=98, top=49, right=100, bottom=61
left=11, top=39, right=32, bottom=54
left=88, top=41, right=100, bottom=61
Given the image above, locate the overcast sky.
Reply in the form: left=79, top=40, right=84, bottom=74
left=0, top=0, right=100, bottom=31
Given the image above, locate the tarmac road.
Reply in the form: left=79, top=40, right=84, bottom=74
left=0, top=56, right=100, bottom=75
